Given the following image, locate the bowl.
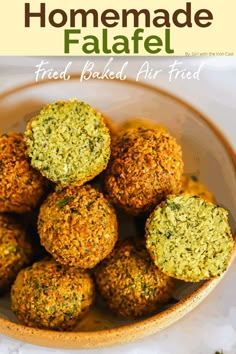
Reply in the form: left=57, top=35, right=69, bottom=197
left=0, top=77, right=235, bottom=349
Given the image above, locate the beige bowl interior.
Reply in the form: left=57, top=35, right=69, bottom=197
left=0, top=77, right=235, bottom=349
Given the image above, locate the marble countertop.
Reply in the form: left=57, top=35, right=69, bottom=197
left=0, top=57, right=235, bottom=354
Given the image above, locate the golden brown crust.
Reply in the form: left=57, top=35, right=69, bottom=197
left=0, top=214, right=34, bottom=293
left=11, top=259, right=95, bottom=330
left=0, top=132, right=47, bottom=213
left=38, top=184, right=118, bottom=268
left=95, top=241, right=175, bottom=319
left=181, top=175, right=216, bottom=204
left=103, top=128, right=184, bottom=215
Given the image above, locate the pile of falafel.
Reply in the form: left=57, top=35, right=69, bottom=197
left=0, top=99, right=234, bottom=331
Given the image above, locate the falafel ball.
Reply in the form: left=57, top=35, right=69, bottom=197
left=38, top=184, right=118, bottom=268
left=0, top=214, right=34, bottom=294
left=24, top=100, right=111, bottom=187
left=103, top=128, right=183, bottom=215
left=0, top=133, right=47, bottom=214
left=95, top=241, right=175, bottom=319
left=11, top=259, right=95, bottom=330
left=146, top=194, right=234, bottom=282
left=119, top=118, right=167, bottom=133
left=181, top=175, right=216, bottom=203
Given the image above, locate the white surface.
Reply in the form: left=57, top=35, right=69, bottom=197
left=0, top=57, right=235, bottom=354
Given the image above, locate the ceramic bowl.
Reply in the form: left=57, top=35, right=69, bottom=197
left=0, top=77, right=235, bottom=349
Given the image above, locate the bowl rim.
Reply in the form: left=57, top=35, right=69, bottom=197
left=0, top=76, right=235, bottom=349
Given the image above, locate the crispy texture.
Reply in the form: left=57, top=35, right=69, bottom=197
left=146, top=194, right=234, bottom=282
left=95, top=241, right=174, bottom=319
left=103, top=128, right=183, bottom=215
left=0, top=214, right=33, bottom=294
left=25, top=100, right=111, bottom=187
left=11, top=259, right=95, bottom=330
left=38, top=184, right=118, bottom=268
left=181, top=175, right=216, bottom=203
left=0, top=133, right=47, bottom=213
